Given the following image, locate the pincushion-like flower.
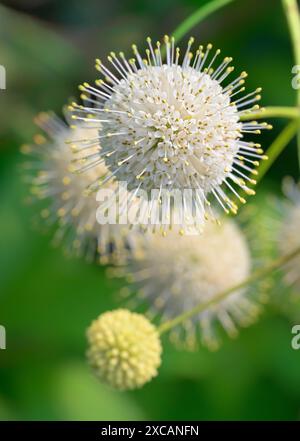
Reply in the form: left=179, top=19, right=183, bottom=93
left=71, top=36, right=269, bottom=224
left=86, top=309, right=162, bottom=390
left=22, top=111, right=137, bottom=263
left=278, top=177, right=300, bottom=288
left=122, top=219, right=260, bottom=349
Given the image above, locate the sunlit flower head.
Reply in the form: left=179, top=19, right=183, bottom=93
left=120, top=219, right=260, bottom=350
left=70, top=36, right=269, bottom=226
left=278, top=177, right=300, bottom=288
left=86, top=309, right=162, bottom=390
left=21, top=111, right=138, bottom=263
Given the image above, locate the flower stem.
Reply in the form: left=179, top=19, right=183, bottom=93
left=239, top=106, right=300, bottom=121
left=171, top=0, right=234, bottom=44
left=158, top=244, right=300, bottom=335
left=256, top=119, right=300, bottom=184
left=282, top=0, right=300, bottom=168
left=282, top=0, right=300, bottom=65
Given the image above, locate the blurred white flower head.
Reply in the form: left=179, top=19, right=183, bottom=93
left=120, top=219, right=260, bottom=350
left=70, top=36, right=269, bottom=228
left=279, top=177, right=300, bottom=288
left=21, top=111, right=138, bottom=263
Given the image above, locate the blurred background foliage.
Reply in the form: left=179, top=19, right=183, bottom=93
left=1, top=0, right=300, bottom=421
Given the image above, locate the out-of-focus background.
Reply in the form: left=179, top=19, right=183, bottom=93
left=1, top=0, right=300, bottom=421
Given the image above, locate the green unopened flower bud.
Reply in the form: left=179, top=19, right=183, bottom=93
left=86, top=309, right=162, bottom=390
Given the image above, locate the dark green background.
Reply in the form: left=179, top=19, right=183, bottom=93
left=1, top=0, right=300, bottom=420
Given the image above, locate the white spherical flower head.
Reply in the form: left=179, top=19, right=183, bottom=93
left=278, top=177, right=300, bottom=288
left=86, top=309, right=162, bottom=390
left=103, top=64, right=241, bottom=196
left=123, top=220, right=260, bottom=349
left=22, top=111, right=137, bottom=263
left=71, top=36, right=269, bottom=224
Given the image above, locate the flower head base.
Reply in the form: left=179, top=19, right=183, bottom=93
left=21, top=111, right=137, bottom=264
left=70, top=36, right=269, bottom=226
left=121, top=219, right=260, bottom=350
left=278, top=177, right=300, bottom=288
left=86, top=309, right=162, bottom=390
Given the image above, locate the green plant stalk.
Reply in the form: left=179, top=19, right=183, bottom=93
left=256, top=119, right=300, bottom=184
left=171, top=0, right=234, bottom=43
left=240, top=106, right=300, bottom=121
left=158, top=244, right=300, bottom=335
left=282, top=0, right=300, bottom=168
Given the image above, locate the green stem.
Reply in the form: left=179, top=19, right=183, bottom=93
left=171, top=0, right=235, bottom=44
left=158, top=244, right=300, bottom=335
left=282, top=0, right=300, bottom=168
left=240, top=106, right=300, bottom=121
left=282, top=0, right=300, bottom=68
left=256, top=119, right=300, bottom=184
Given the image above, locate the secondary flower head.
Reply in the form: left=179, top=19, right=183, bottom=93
left=86, top=309, right=162, bottom=390
left=22, top=111, right=137, bottom=263
left=71, top=36, right=269, bottom=224
left=122, top=219, right=260, bottom=350
left=278, top=177, right=300, bottom=288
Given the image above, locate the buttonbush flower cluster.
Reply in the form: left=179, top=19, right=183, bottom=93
left=118, top=219, right=260, bottom=351
left=22, top=0, right=300, bottom=391
left=87, top=309, right=162, bottom=390
left=22, top=111, right=138, bottom=264
left=278, top=178, right=300, bottom=290
left=70, top=36, right=269, bottom=227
